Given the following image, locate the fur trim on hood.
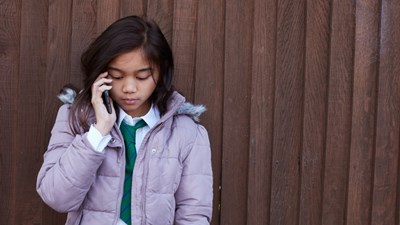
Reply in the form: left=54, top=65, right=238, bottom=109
left=177, top=102, right=206, bottom=122
left=57, top=87, right=206, bottom=122
left=57, top=87, right=76, bottom=104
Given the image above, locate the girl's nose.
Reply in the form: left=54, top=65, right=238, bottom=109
left=122, top=77, right=137, bottom=93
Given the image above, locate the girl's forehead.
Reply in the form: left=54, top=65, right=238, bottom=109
left=109, top=49, right=150, bottom=68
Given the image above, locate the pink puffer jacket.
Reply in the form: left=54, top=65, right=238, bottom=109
left=36, top=92, right=213, bottom=225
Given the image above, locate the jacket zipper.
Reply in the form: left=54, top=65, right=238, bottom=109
left=114, top=127, right=126, bottom=225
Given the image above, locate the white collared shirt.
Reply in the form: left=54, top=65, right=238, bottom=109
left=87, top=104, right=160, bottom=153
left=117, top=104, right=160, bottom=152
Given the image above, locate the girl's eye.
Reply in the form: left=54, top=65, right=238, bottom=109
left=136, top=75, right=151, bottom=81
left=109, top=74, right=122, bottom=80
left=136, top=68, right=153, bottom=81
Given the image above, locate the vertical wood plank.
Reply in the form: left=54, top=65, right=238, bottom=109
left=219, top=0, right=253, bottom=224
left=120, top=0, right=146, bottom=17
left=171, top=0, right=198, bottom=100
left=194, top=0, right=225, bottom=224
left=321, top=0, right=356, bottom=224
left=269, top=0, right=306, bottom=224
left=0, top=0, right=21, bottom=224
left=69, top=0, right=97, bottom=87
left=346, top=0, right=381, bottom=224
left=398, top=138, right=400, bottom=225
left=44, top=0, right=73, bottom=126
left=299, top=0, right=331, bottom=224
left=146, top=0, right=174, bottom=44
left=246, top=0, right=276, bottom=224
left=97, top=0, right=120, bottom=33
left=15, top=0, right=49, bottom=224
left=398, top=152, right=400, bottom=225
left=370, top=0, right=400, bottom=224
left=41, top=0, right=73, bottom=224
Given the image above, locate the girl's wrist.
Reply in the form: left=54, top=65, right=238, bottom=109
left=93, top=122, right=111, bottom=136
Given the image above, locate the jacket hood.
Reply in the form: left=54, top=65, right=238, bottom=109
left=57, top=87, right=206, bottom=122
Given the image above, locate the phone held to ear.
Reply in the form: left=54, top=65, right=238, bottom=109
left=102, top=90, right=112, bottom=114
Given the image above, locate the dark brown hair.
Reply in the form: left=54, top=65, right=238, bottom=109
left=69, top=15, right=174, bottom=134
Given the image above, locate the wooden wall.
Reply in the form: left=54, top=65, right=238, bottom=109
left=1, top=0, right=400, bottom=224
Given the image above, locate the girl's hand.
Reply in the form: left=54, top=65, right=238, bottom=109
left=91, top=72, right=116, bottom=136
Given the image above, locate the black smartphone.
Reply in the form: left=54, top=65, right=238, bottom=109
left=102, top=90, right=112, bottom=114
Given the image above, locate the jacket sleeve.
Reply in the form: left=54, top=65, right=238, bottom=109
left=174, top=125, right=213, bottom=225
left=36, top=105, right=106, bottom=212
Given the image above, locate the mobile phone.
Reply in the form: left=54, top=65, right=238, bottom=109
left=102, top=90, right=112, bottom=114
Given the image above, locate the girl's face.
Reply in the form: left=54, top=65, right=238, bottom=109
left=107, top=49, right=159, bottom=117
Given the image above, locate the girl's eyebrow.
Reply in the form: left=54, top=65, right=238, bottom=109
left=136, top=67, right=152, bottom=73
left=107, top=66, right=152, bottom=73
left=107, top=66, right=122, bottom=72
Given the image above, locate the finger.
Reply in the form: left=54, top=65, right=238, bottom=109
left=93, top=72, right=109, bottom=85
left=93, top=78, right=112, bottom=90
left=97, top=71, right=108, bottom=79
left=98, top=84, right=112, bottom=92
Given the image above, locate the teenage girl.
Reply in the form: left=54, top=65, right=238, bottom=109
left=37, top=15, right=213, bottom=225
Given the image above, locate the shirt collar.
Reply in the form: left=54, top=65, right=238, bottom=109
left=117, top=104, right=160, bottom=128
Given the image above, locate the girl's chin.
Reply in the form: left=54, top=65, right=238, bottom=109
left=122, top=105, right=150, bottom=117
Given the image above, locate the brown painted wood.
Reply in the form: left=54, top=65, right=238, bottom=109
left=269, top=0, right=306, bottom=224
left=146, top=0, right=174, bottom=45
left=219, top=0, right=253, bottom=224
left=194, top=0, right=225, bottom=224
left=97, top=0, right=120, bottom=33
left=15, top=0, right=49, bottom=224
left=0, top=0, right=21, bottom=224
left=171, top=0, right=198, bottom=101
left=321, top=1, right=356, bottom=224
left=120, top=0, right=146, bottom=17
left=41, top=0, right=73, bottom=224
left=44, top=0, right=73, bottom=126
left=299, top=0, right=331, bottom=224
left=346, top=0, right=381, bottom=224
left=69, top=0, right=97, bottom=87
left=246, top=0, right=276, bottom=224
left=370, top=1, right=400, bottom=224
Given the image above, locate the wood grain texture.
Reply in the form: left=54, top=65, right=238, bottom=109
left=346, top=0, right=381, bottom=224
left=370, top=1, right=400, bottom=224
left=269, top=0, right=306, bottom=224
left=0, top=0, right=21, bottom=224
left=44, top=0, right=73, bottom=117
left=41, top=0, right=74, bottom=224
left=219, top=0, right=253, bottom=224
left=146, top=0, right=173, bottom=44
left=15, top=0, right=49, bottom=224
left=194, top=0, right=225, bottom=224
left=97, top=0, right=120, bottom=33
left=246, top=0, right=276, bottom=224
left=120, top=0, right=146, bottom=17
left=171, top=0, right=198, bottom=100
left=299, top=0, right=331, bottom=224
left=69, top=0, right=97, bottom=87
left=321, top=1, right=356, bottom=224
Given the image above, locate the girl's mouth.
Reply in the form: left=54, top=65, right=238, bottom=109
left=123, top=98, right=138, bottom=105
